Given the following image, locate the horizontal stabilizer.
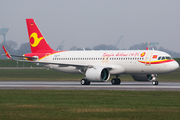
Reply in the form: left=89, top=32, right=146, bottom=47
left=11, top=55, right=38, bottom=60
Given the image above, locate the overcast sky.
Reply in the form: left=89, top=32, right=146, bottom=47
left=0, top=0, right=180, bottom=52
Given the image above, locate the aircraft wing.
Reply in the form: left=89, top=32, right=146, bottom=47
left=2, top=46, right=38, bottom=60
left=10, top=55, right=38, bottom=60
left=17, top=59, right=94, bottom=68
left=2, top=46, right=12, bottom=59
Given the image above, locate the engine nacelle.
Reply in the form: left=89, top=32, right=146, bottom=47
left=131, top=74, right=155, bottom=81
left=85, top=67, right=110, bottom=82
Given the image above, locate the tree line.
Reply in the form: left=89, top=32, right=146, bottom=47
left=0, top=40, right=180, bottom=59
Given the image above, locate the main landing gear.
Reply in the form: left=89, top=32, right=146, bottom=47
left=111, top=75, right=121, bottom=85
left=80, top=79, right=91, bottom=85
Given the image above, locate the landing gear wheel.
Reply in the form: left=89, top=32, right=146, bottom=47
left=152, top=81, right=159, bottom=85
left=116, top=78, right=121, bottom=85
left=86, top=81, right=91, bottom=85
left=155, top=81, right=158, bottom=85
left=80, top=79, right=90, bottom=85
left=111, top=78, right=121, bottom=85
left=80, top=79, right=86, bottom=85
left=111, top=79, right=116, bottom=85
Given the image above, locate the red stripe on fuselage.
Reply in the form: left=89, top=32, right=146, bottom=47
left=138, top=59, right=175, bottom=64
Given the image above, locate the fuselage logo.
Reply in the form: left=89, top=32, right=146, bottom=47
left=30, top=32, right=44, bottom=47
left=140, top=52, right=146, bottom=57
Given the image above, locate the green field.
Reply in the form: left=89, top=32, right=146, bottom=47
left=0, top=90, right=179, bottom=120
left=0, top=60, right=38, bottom=67
left=0, top=68, right=179, bottom=81
left=0, top=69, right=83, bottom=81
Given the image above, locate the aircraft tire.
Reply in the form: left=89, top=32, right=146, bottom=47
left=86, top=81, right=91, bottom=85
left=116, top=79, right=121, bottom=85
left=111, top=78, right=121, bottom=85
left=80, top=79, right=90, bottom=85
left=155, top=81, right=159, bottom=85
left=111, top=79, right=116, bottom=85
left=152, top=81, right=158, bottom=85
left=80, top=79, right=86, bottom=85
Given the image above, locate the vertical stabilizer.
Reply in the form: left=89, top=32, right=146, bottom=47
left=26, top=19, right=54, bottom=53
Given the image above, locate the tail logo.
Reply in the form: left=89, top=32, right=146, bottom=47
left=30, top=33, right=44, bottom=47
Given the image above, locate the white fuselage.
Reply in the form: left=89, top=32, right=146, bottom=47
left=36, top=50, right=179, bottom=75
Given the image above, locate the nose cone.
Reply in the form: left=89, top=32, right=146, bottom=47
left=170, top=61, right=179, bottom=72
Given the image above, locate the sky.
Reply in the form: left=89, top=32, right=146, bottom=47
left=0, top=0, right=180, bottom=52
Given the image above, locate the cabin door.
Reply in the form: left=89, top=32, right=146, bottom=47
left=44, top=53, right=51, bottom=62
left=145, top=52, right=153, bottom=66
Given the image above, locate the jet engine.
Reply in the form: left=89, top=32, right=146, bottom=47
left=131, top=74, right=155, bottom=81
left=85, top=67, right=110, bottom=82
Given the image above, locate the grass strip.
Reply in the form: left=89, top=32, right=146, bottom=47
left=0, top=90, right=179, bottom=120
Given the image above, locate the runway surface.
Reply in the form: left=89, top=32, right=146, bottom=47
left=0, top=81, right=180, bottom=91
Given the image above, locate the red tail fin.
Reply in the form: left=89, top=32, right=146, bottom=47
left=26, top=19, right=54, bottom=53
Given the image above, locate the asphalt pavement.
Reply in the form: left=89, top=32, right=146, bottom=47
left=0, top=81, right=179, bottom=91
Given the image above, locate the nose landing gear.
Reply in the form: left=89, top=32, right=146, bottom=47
left=152, top=74, right=158, bottom=85
left=152, top=81, right=159, bottom=85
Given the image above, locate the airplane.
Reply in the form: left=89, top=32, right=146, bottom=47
left=2, top=19, right=179, bottom=85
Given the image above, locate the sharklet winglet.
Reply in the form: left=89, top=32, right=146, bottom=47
left=2, top=46, right=12, bottom=59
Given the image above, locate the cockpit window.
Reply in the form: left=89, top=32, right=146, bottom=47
left=158, top=57, right=161, bottom=60
left=161, top=57, right=165, bottom=60
left=166, top=57, right=172, bottom=60
left=158, top=56, right=172, bottom=60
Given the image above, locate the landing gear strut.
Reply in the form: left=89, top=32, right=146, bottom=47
left=111, top=75, right=121, bottom=85
left=80, top=79, right=90, bottom=85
